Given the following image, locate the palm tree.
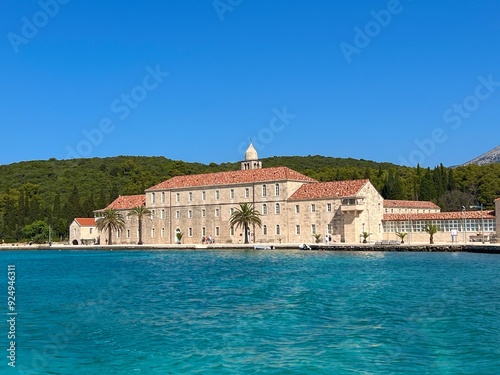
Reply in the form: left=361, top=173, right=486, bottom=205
left=96, top=209, right=125, bottom=245
left=395, top=232, right=408, bottom=244
left=361, top=231, right=371, bottom=243
left=229, top=203, right=262, bottom=244
left=424, top=224, right=439, bottom=244
left=176, top=231, right=183, bottom=244
left=128, top=205, right=151, bottom=245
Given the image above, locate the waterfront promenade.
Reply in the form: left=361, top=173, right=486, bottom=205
left=2, top=242, right=500, bottom=253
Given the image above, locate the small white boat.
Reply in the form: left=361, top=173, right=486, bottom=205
left=254, top=245, right=272, bottom=250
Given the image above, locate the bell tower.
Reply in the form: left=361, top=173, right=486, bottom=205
left=241, top=141, right=262, bottom=170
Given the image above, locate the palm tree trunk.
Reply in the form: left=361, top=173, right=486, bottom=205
left=138, top=218, right=143, bottom=245
left=244, top=224, right=249, bottom=244
left=108, top=229, right=112, bottom=245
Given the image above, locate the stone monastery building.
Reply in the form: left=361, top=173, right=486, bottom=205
left=95, top=144, right=498, bottom=245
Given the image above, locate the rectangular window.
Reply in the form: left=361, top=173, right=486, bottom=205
left=275, top=203, right=281, bottom=214
left=89, top=228, right=93, bottom=234
left=202, top=227, right=206, bottom=236
left=276, top=225, right=280, bottom=235
left=202, top=191, right=206, bottom=201
left=188, top=210, right=193, bottom=218
left=201, top=209, right=206, bottom=217
left=311, top=204, right=316, bottom=213
left=161, top=228, right=165, bottom=238
left=126, top=229, right=130, bottom=238
left=230, top=189, right=235, bottom=199
left=161, top=209, right=165, bottom=219
left=176, top=193, right=180, bottom=203
left=230, top=226, right=234, bottom=236
left=151, top=228, right=155, bottom=238
left=262, top=185, right=267, bottom=197
left=215, top=226, right=220, bottom=236
left=188, top=227, right=193, bottom=237
left=296, top=225, right=300, bottom=235
left=275, top=184, right=280, bottom=196
left=161, top=192, right=165, bottom=203
left=215, top=208, right=220, bottom=217
left=263, top=225, right=267, bottom=235
left=215, top=190, right=220, bottom=200
left=327, top=203, right=332, bottom=212
left=311, top=224, right=316, bottom=235
left=175, top=210, right=180, bottom=219
left=188, top=192, right=193, bottom=202
left=245, top=188, right=250, bottom=198
left=151, top=193, right=155, bottom=204
left=295, top=205, right=300, bottom=214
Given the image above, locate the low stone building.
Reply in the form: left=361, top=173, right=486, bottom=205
left=382, top=210, right=496, bottom=244
left=69, top=218, right=97, bottom=245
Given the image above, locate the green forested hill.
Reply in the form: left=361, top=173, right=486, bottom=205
left=0, top=155, right=499, bottom=242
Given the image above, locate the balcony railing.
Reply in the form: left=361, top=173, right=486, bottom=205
left=340, top=198, right=365, bottom=212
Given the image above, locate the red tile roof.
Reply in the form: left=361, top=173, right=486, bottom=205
left=146, top=167, right=316, bottom=191
left=105, top=195, right=146, bottom=210
left=384, top=199, right=440, bottom=209
left=383, top=211, right=495, bottom=221
left=289, top=179, right=369, bottom=201
left=74, top=218, right=96, bottom=227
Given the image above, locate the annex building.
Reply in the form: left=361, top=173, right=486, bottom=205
left=69, top=218, right=97, bottom=245
left=93, top=144, right=498, bottom=245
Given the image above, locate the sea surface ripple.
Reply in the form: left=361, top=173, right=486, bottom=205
left=2, top=250, right=500, bottom=374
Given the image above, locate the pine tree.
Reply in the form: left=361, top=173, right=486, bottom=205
left=419, top=168, right=437, bottom=201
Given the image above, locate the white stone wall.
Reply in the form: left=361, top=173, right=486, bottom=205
left=496, top=199, right=500, bottom=237
left=69, top=221, right=98, bottom=245
left=141, top=180, right=308, bottom=245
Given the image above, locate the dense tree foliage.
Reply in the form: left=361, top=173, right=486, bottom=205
left=0, top=155, right=498, bottom=242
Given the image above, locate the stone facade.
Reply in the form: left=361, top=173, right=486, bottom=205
left=69, top=218, right=97, bottom=245
left=142, top=167, right=317, bottom=245
left=496, top=198, right=500, bottom=237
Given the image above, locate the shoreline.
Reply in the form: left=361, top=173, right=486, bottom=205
left=2, top=242, right=500, bottom=254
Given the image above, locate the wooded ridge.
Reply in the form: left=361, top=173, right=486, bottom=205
left=1, top=155, right=499, bottom=242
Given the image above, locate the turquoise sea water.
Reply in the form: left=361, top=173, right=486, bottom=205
left=1, top=250, right=500, bottom=374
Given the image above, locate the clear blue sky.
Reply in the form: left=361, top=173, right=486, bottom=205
left=1, top=0, right=499, bottom=167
